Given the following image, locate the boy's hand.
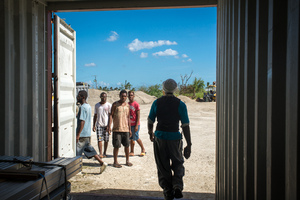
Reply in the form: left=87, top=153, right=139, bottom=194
left=76, top=135, right=80, bottom=143
left=184, top=145, right=191, bottom=159
left=135, top=125, right=139, bottom=132
left=149, top=132, right=154, bottom=142
left=129, top=130, right=132, bottom=138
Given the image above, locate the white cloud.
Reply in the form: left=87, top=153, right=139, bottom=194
left=182, top=54, right=188, bottom=58
left=85, top=63, right=96, bottom=67
left=140, top=52, right=148, bottom=58
left=187, top=58, right=192, bottom=62
left=98, top=81, right=109, bottom=87
left=107, top=31, right=119, bottom=42
left=152, top=49, right=178, bottom=57
left=128, top=39, right=177, bottom=52
left=117, top=82, right=122, bottom=86
left=174, top=55, right=179, bottom=59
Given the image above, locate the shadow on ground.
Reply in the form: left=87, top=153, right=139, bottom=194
left=70, top=189, right=215, bottom=200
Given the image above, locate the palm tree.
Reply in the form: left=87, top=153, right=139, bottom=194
left=192, top=77, right=205, bottom=97
left=121, top=80, right=132, bottom=90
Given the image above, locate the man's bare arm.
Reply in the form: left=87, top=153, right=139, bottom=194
left=147, top=119, right=154, bottom=142
left=108, top=103, right=116, bottom=134
left=93, top=114, right=97, bottom=132
left=135, top=110, right=140, bottom=132
left=182, top=125, right=192, bottom=159
left=128, top=106, right=132, bottom=137
left=77, top=120, right=85, bottom=143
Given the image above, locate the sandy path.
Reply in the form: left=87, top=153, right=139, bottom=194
left=70, top=90, right=216, bottom=199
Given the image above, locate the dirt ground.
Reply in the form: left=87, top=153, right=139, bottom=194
left=70, top=89, right=216, bottom=200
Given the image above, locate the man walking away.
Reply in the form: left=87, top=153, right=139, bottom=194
left=108, top=90, right=133, bottom=168
left=76, top=90, right=107, bottom=174
left=128, top=91, right=146, bottom=156
left=93, top=92, right=112, bottom=158
left=147, top=79, right=192, bottom=200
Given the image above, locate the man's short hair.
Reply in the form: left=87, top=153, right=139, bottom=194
left=128, top=91, right=134, bottom=95
left=120, top=90, right=127, bottom=96
left=79, top=90, right=88, bottom=99
left=100, top=92, right=107, bottom=97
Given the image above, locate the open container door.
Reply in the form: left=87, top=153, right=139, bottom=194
left=53, top=14, right=76, bottom=158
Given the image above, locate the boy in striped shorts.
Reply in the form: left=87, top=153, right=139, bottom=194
left=93, top=92, right=112, bottom=158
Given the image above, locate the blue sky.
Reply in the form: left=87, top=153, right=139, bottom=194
left=56, top=7, right=217, bottom=89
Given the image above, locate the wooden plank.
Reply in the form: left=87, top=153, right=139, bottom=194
left=0, top=169, right=45, bottom=180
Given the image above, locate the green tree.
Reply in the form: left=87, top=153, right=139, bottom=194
left=121, top=80, right=132, bottom=90
left=179, top=71, right=193, bottom=94
left=138, top=84, right=162, bottom=98
left=191, top=77, right=205, bottom=97
left=148, top=84, right=163, bottom=97
left=138, top=86, right=148, bottom=93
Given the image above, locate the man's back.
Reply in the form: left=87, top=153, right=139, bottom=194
left=156, top=96, right=181, bottom=132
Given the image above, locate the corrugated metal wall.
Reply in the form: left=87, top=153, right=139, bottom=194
left=0, top=0, right=47, bottom=161
left=216, top=0, right=299, bottom=199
